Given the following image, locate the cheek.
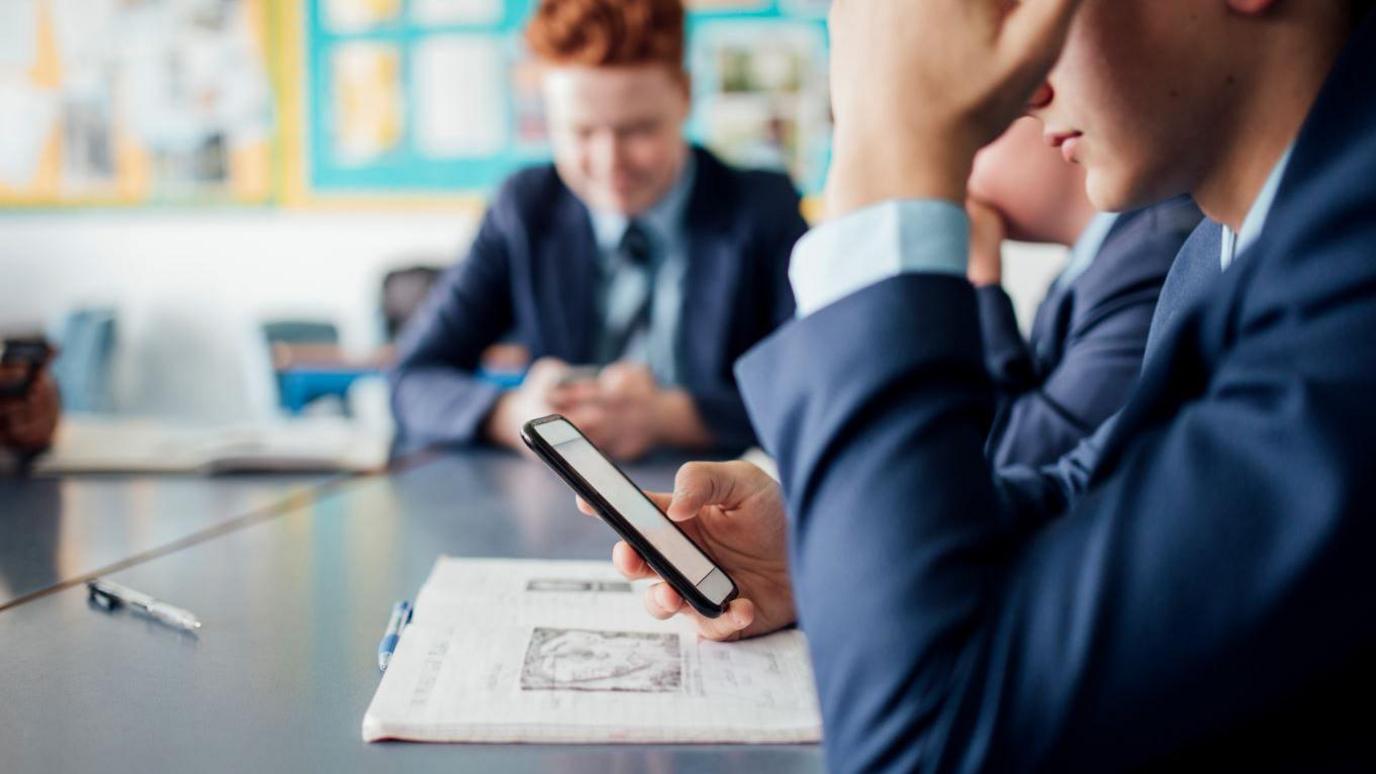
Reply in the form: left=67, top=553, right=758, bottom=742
left=625, top=135, right=669, bottom=174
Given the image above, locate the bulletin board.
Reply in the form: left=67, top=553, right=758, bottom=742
left=0, top=0, right=276, bottom=207
left=294, top=0, right=832, bottom=202
left=0, top=0, right=830, bottom=209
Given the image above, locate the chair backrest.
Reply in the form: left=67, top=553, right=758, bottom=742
left=50, top=307, right=118, bottom=413
left=261, top=320, right=340, bottom=347
left=380, top=266, right=442, bottom=341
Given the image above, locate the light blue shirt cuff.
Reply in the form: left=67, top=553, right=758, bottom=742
left=789, top=199, right=970, bottom=317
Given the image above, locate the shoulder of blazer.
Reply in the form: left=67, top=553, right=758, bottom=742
left=1078, top=197, right=1202, bottom=293
left=488, top=163, right=584, bottom=238
left=686, top=145, right=803, bottom=237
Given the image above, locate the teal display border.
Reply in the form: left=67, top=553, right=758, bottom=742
left=305, top=0, right=828, bottom=195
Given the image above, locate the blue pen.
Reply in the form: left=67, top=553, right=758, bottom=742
left=377, top=600, right=412, bottom=673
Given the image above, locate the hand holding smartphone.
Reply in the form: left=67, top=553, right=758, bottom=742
left=0, top=337, right=54, bottom=400
left=522, top=414, right=738, bottom=618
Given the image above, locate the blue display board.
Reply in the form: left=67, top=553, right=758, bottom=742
left=305, top=0, right=829, bottom=197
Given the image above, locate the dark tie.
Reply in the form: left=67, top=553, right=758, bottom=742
left=599, top=220, right=655, bottom=364
left=1142, top=219, right=1224, bottom=366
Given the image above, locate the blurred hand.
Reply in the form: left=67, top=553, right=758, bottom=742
left=966, top=198, right=1008, bottom=287
left=0, top=369, right=61, bottom=451
left=485, top=357, right=597, bottom=452
left=826, top=0, right=1084, bottom=218
left=585, top=362, right=660, bottom=461
left=578, top=460, right=795, bottom=641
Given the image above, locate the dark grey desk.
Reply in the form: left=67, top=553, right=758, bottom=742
left=0, top=451, right=823, bottom=773
left=0, top=473, right=329, bottom=608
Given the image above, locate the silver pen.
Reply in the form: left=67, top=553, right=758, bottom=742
left=87, top=578, right=203, bottom=632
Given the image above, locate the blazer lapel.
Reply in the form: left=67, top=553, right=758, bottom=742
left=542, top=194, right=602, bottom=362
left=678, top=150, right=740, bottom=387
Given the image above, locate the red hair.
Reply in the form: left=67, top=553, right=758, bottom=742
left=525, top=0, right=685, bottom=72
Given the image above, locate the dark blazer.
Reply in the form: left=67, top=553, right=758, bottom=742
left=389, top=146, right=805, bottom=454
left=735, top=14, right=1376, bottom=772
left=979, top=197, right=1201, bottom=469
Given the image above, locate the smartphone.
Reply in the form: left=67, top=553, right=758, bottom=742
left=555, top=365, right=601, bottom=388
left=0, top=337, right=53, bottom=400
left=521, top=414, right=738, bottom=618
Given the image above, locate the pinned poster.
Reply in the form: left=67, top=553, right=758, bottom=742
left=330, top=42, right=405, bottom=165
left=413, top=36, right=508, bottom=158
left=324, top=0, right=402, bottom=33
left=0, top=0, right=39, bottom=69
left=412, top=0, right=503, bottom=26
left=690, top=20, right=831, bottom=192
left=0, top=82, right=57, bottom=189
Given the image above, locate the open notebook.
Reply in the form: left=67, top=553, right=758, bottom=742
left=31, top=416, right=389, bottom=474
left=362, top=557, right=822, bottom=744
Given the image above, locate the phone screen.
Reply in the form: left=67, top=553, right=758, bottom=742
left=531, top=418, right=717, bottom=586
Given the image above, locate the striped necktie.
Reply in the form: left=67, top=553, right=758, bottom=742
left=599, top=219, right=654, bottom=365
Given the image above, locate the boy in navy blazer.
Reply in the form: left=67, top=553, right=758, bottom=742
left=389, top=0, right=805, bottom=459
left=966, top=117, right=1201, bottom=468
left=597, top=0, right=1376, bottom=769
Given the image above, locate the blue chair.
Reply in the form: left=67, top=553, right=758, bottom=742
left=50, top=307, right=117, bottom=413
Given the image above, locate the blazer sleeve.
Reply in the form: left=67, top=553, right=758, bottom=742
left=736, top=259, right=1376, bottom=771
left=976, top=283, right=1038, bottom=395
left=687, top=177, right=805, bottom=449
left=985, top=277, right=1163, bottom=469
left=983, top=210, right=1191, bottom=469
left=388, top=205, right=515, bottom=451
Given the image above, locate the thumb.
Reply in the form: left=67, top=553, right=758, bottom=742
left=667, top=462, right=743, bottom=522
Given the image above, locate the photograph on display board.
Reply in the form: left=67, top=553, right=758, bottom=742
left=324, top=0, right=402, bottom=33
left=329, top=42, right=405, bottom=166
left=690, top=20, right=830, bottom=193
left=1, top=0, right=274, bottom=205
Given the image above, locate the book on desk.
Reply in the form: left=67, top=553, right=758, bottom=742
left=363, top=557, right=822, bottom=744
left=29, top=415, right=390, bottom=475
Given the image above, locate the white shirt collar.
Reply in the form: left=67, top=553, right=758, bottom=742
left=1220, top=143, right=1295, bottom=270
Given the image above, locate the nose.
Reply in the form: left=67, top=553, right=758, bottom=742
left=588, top=130, right=631, bottom=179
left=1026, top=81, right=1054, bottom=113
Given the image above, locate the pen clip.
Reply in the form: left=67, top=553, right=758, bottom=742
left=87, top=581, right=122, bottom=611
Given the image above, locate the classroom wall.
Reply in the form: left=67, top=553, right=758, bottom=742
left=0, top=210, right=1066, bottom=420
left=0, top=209, right=477, bottom=420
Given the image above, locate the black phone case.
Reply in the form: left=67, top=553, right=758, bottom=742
left=521, top=415, right=737, bottom=619
left=0, top=338, right=52, bottom=399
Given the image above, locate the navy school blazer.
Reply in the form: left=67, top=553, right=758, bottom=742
left=978, top=196, right=1202, bottom=469
left=736, top=13, right=1376, bottom=772
left=389, top=146, right=806, bottom=454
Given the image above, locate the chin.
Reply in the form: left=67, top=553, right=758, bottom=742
left=1085, top=168, right=1145, bottom=213
left=578, top=186, right=627, bottom=213
left=1085, top=162, right=1191, bottom=214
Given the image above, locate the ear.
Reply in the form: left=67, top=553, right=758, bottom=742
left=1226, top=0, right=1279, bottom=15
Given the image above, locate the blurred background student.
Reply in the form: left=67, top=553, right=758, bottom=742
left=389, top=0, right=807, bottom=461
left=966, top=117, right=1202, bottom=468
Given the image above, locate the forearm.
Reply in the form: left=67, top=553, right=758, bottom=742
left=739, top=275, right=1004, bottom=772
left=976, top=283, right=1039, bottom=395
left=389, top=366, right=504, bottom=452
left=741, top=270, right=1376, bottom=771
